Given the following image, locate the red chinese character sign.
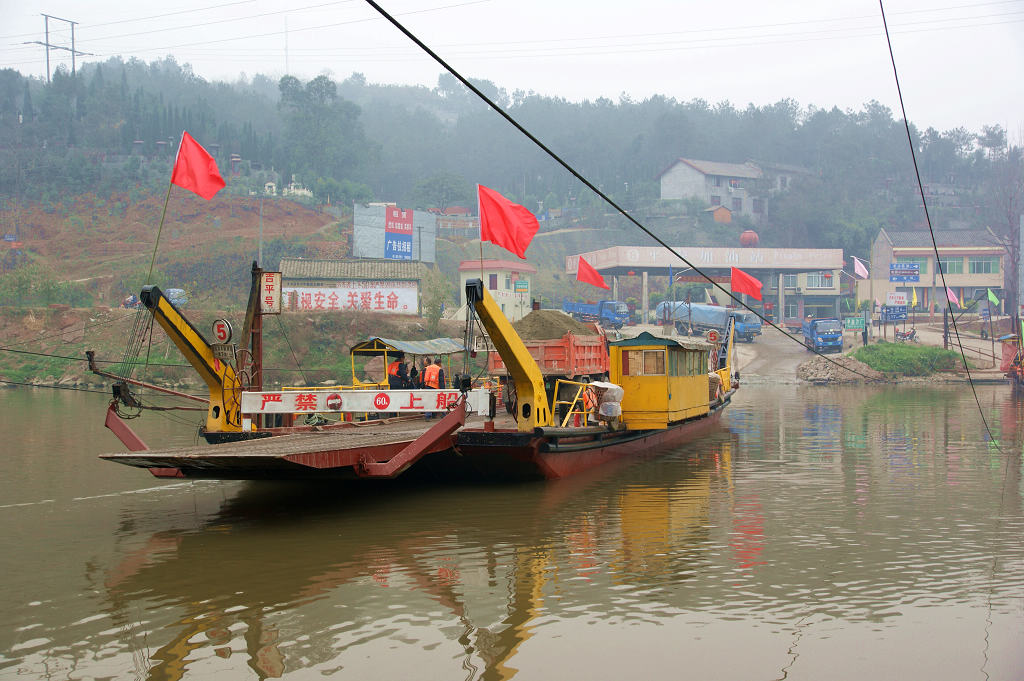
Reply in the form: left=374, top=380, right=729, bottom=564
left=239, top=389, right=490, bottom=415
left=261, top=272, right=282, bottom=314
left=282, top=280, right=418, bottom=315
left=384, top=206, right=414, bottom=260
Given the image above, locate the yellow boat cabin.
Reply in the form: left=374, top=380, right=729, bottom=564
left=609, top=332, right=717, bottom=430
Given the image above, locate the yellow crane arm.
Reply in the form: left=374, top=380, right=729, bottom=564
left=140, top=285, right=240, bottom=433
left=465, top=279, right=553, bottom=431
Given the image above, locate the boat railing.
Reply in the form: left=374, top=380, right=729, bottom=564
left=553, top=378, right=595, bottom=428
left=280, top=382, right=387, bottom=391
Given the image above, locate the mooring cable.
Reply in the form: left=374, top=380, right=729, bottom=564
left=878, top=0, right=1001, bottom=450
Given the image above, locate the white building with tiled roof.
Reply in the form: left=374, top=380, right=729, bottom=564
left=457, top=259, right=537, bottom=322
left=658, top=158, right=765, bottom=221
left=861, top=228, right=1005, bottom=313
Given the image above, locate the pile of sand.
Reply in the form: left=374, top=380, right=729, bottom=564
left=513, top=310, right=599, bottom=340
left=796, top=355, right=887, bottom=384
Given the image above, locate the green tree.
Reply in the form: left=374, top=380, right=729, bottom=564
left=412, top=172, right=471, bottom=211
left=421, top=266, right=454, bottom=335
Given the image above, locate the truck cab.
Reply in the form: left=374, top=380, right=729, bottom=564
left=802, top=317, right=844, bottom=353
left=728, top=309, right=762, bottom=342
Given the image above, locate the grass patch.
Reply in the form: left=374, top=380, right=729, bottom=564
left=852, top=343, right=965, bottom=376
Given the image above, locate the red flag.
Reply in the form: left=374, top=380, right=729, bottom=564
left=576, top=256, right=610, bottom=290
left=171, top=131, right=225, bottom=200
left=730, top=267, right=762, bottom=301
left=478, top=185, right=538, bottom=259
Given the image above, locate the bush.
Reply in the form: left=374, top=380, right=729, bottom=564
left=851, top=343, right=963, bottom=376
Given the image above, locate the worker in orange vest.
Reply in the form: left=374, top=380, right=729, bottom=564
left=422, top=358, right=444, bottom=420
left=422, top=357, right=444, bottom=389
left=386, top=353, right=407, bottom=389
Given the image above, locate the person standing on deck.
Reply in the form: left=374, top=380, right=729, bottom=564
left=422, top=358, right=445, bottom=419
left=387, top=353, right=407, bottom=389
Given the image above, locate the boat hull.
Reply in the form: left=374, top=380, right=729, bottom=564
left=453, top=395, right=731, bottom=481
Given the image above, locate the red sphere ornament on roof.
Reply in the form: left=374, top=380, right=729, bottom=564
left=739, top=230, right=759, bottom=247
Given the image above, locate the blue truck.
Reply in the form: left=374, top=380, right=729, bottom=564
left=562, top=298, right=630, bottom=329
left=727, top=309, right=762, bottom=342
left=656, top=301, right=762, bottom=342
left=802, top=317, right=844, bottom=353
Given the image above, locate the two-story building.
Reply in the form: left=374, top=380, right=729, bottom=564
left=658, top=158, right=764, bottom=221
left=860, top=228, right=1005, bottom=313
left=458, top=259, right=537, bottom=321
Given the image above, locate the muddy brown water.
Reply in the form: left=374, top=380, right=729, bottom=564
left=1, top=384, right=1022, bottom=680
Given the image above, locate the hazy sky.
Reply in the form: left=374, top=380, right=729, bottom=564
left=2, top=0, right=1021, bottom=134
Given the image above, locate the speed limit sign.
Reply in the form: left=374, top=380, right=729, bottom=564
left=706, top=329, right=720, bottom=343
left=212, top=319, right=233, bottom=344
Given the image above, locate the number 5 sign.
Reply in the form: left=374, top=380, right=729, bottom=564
left=212, top=319, right=233, bottom=344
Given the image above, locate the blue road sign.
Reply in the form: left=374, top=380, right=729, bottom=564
left=889, top=263, right=920, bottom=283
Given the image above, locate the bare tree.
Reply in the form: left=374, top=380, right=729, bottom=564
left=985, top=143, right=1024, bottom=315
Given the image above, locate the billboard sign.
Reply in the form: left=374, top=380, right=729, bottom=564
left=514, top=279, right=529, bottom=293
left=283, top=280, right=418, bottom=315
left=886, top=291, right=908, bottom=307
left=353, top=204, right=436, bottom=263
left=889, top=263, right=920, bottom=282
left=384, top=206, right=414, bottom=260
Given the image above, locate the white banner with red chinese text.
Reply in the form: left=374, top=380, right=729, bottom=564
left=283, top=280, right=418, bottom=314
left=240, top=388, right=489, bottom=415
left=260, top=271, right=282, bottom=314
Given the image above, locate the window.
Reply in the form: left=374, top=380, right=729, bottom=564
left=488, top=273, right=498, bottom=289
left=711, top=195, right=721, bottom=206
left=622, top=349, right=665, bottom=376
left=969, top=256, right=999, bottom=274
left=752, top=199, right=764, bottom=214
left=712, top=176, right=722, bottom=187
left=938, top=257, right=963, bottom=274
left=783, top=274, right=798, bottom=288
left=785, top=302, right=799, bottom=318
left=895, top=256, right=928, bottom=274
left=806, top=271, right=835, bottom=289
left=505, top=275, right=512, bottom=289
left=729, top=178, right=741, bottom=188
left=732, top=198, right=743, bottom=212
left=643, top=350, right=666, bottom=375
left=779, top=176, right=788, bottom=190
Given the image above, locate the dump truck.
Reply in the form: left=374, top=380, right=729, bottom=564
left=488, top=325, right=609, bottom=415
left=802, top=317, right=844, bottom=353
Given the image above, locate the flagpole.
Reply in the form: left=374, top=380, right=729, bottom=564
left=989, top=306, right=996, bottom=367
left=146, top=179, right=174, bottom=285
left=477, top=184, right=484, bottom=282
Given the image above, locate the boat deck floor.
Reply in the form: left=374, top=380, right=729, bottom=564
left=101, top=412, right=519, bottom=478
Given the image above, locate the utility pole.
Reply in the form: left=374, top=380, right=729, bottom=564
left=25, top=14, right=90, bottom=82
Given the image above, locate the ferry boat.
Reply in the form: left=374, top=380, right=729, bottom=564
left=98, top=275, right=737, bottom=480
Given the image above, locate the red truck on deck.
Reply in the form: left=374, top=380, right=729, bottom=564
left=488, top=327, right=610, bottom=415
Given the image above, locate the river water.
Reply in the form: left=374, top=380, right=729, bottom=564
left=1, top=384, right=1022, bottom=680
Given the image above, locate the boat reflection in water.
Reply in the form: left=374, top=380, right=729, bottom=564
left=97, top=438, right=735, bottom=680
left=6, top=384, right=1021, bottom=680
